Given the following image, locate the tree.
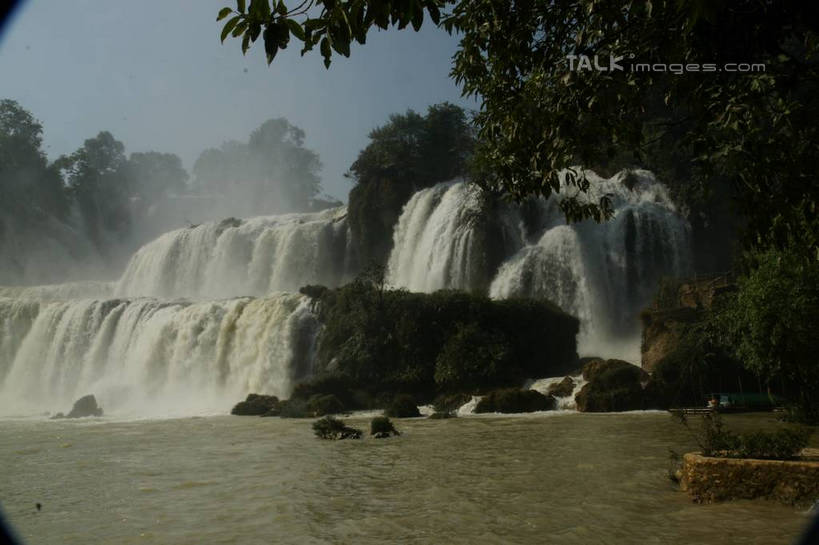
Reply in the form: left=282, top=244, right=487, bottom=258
left=56, top=131, right=131, bottom=243
left=0, top=99, right=68, bottom=223
left=716, top=247, right=819, bottom=422
left=191, top=118, right=321, bottom=213
left=346, top=103, right=474, bottom=266
left=125, top=151, right=188, bottom=206
left=219, top=1, right=819, bottom=259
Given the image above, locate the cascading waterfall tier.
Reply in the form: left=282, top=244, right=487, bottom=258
left=387, top=170, right=692, bottom=360
left=0, top=293, right=318, bottom=417
left=116, top=207, right=350, bottom=299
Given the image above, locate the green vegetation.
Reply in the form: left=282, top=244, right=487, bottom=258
left=231, top=393, right=281, bottom=416
left=370, top=416, right=400, bottom=437
left=715, top=248, right=819, bottom=423
left=474, top=388, right=555, bottom=414
left=312, top=416, right=362, bottom=440
left=346, top=103, right=474, bottom=266
left=676, top=413, right=811, bottom=460
left=385, top=394, right=421, bottom=418
left=294, top=273, right=578, bottom=406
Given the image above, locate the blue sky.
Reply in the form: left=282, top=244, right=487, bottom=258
left=0, top=0, right=474, bottom=201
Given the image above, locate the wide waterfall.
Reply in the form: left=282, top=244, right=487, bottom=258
left=0, top=294, right=318, bottom=417
left=0, top=169, right=690, bottom=416
left=387, top=170, right=692, bottom=360
left=116, top=207, right=351, bottom=299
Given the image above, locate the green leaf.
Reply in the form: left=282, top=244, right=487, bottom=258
left=237, top=0, right=246, bottom=13
left=217, top=7, right=233, bottom=21
left=242, top=31, right=251, bottom=53
left=286, top=18, right=306, bottom=41
left=263, top=26, right=279, bottom=64
left=233, top=20, right=249, bottom=38
left=221, top=16, right=241, bottom=42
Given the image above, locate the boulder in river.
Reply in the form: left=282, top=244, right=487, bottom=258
left=547, top=376, right=575, bottom=398
left=575, top=359, right=655, bottom=412
left=475, top=388, right=556, bottom=413
left=385, top=394, right=421, bottom=418
left=370, top=416, right=400, bottom=438
left=51, top=394, right=103, bottom=419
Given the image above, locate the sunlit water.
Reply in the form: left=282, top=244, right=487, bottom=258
left=0, top=412, right=812, bottom=545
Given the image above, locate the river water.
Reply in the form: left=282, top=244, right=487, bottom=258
left=0, top=412, right=812, bottom=545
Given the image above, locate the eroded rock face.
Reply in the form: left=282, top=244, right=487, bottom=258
left=52, top=395, right=103, bottom=418
left=547, top=377, right=575, bottom=398
left=231, top=394, right=280, bottom=416
left=575, top=359, right=654, bottom=412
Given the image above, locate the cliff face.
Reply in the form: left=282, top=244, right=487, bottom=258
left=641, top=275, right=735, bottom=371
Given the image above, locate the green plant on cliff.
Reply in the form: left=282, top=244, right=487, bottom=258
left=299, top=277, right=579, bottom=404
left=715, top=246, right=819, bottom=423
left=345, top=103, right=475, bottom=267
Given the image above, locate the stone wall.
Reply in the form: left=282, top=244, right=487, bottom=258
left=680, top=451, right=819, bottom=506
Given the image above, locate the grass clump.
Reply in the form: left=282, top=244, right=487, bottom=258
left=312, top=416, right=362, bottom=440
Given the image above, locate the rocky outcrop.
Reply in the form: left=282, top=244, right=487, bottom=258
left=575, top=359, right=656, bottom=412
left=680, top=450, right=819, bottom=506
left=547, top=376, right=575, bottom=398
left=475, top=388, right=556, bottom=413
left=641, top=274, right=735, bottom=371
left=52, top=394, right=104, bottom=419
left=231, top=394, right=280, bottom=416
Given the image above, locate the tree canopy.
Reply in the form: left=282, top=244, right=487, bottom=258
left=220, top=0, right=819, bottom=260
left=192, top=117, right=322, bottom=213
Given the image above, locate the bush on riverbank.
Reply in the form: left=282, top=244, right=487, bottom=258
left=370, top=416, right=400, bottom=438
left=312, top=416, right=362, bottom=440
left=231, top=394, right=280, bottom=416
left=676, top=412, right=811, bottom=460
left=474, top=388, right=555, bottom=413
left=297, top=279, right=579, bottom=407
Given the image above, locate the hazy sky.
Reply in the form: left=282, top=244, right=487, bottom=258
left=0, top=0, right=474, bottom=201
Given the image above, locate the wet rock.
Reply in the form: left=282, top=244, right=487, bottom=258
left=547, top=376, right=575, bottom=398
left=231, top=394, right=280, bottom=416
left=575, top=359, right=654, bottom=412
left=52, top=394, right=103, bottom=418
left=475, top=388, right=556, bottom=413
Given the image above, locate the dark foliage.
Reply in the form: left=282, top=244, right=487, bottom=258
left=300, top=279, right=578, bottom=403
left=576, top=359, right=655, bottom=412
left=676, top=412, right=811, bottom=460
left=231, top=393, right=280, bottom=416
left=370, top=416, right=400, bottom=437
left=385, top=394, right=421, bottom=418
left=346, top=103, right=474, bottom=267
left=312, top=416, right=362, bottom=440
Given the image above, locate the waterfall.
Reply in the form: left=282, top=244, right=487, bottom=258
left=0, top=294, right=318, bottom=417
left=115, top=207, right=350, bottom=299
left=388, top=170, right=692, bottom=360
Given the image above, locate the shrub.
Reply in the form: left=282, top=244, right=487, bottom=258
left=385, top=394, right=421, bottom=418
left=428, top=411, right=456, bottom=419
left=575, top=359, right=652, bottom=412
left=312, top=416, right=362, bottom=440
left=675, top=412, right=811, bottom=460
left=474, top=389, right=555, bottom=413
left=370, top=416, right=400, bottom=437
left=279, top=398, right=309, bottom=418
left=231, top=394, right=280, bottom=416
